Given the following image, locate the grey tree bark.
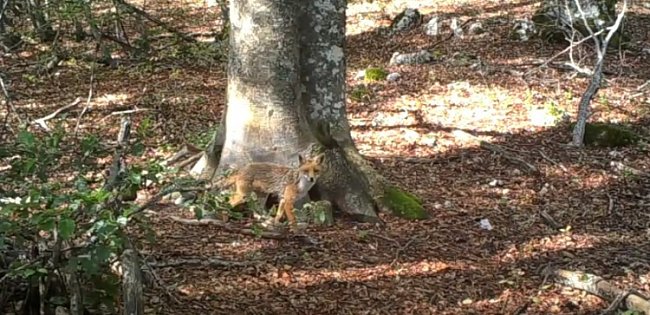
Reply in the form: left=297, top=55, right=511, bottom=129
left=571, top=0, right=627, bottom=146
left=192, top=0, right=426, bottom=223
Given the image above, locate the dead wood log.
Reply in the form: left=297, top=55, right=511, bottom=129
left=479, top=141, right=538, bottom=174
left=544, top=268, right=650, bottom=314
left=121, top=249, right=144, bottom=315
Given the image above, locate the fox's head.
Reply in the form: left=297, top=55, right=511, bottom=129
left=298, top=153, right=325, bottom=183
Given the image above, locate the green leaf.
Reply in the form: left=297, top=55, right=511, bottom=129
left=22, top=268, right=36, bottom=278
left=59, top=218, right=76, bottom=240
left=17, top=129, right=36, bottom=149
left=131, top=142, right=146, bottom=156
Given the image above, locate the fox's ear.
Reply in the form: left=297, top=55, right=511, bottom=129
left=314, top=153, right=325, bottom=164
left=298, top=154, right=306, bottom=164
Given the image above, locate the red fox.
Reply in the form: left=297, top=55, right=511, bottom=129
left=219, top=153, right=325, bottom=227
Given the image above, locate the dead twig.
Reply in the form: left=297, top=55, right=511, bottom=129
left=537, top=150, right=568, bottom=173
left=110, top=108, right=152, bottom=116
left=116, top=0, right=197, bottom=43
left=524, top=29, right=605, bottom=76
left=540, top=210, right=563, bottom=230
left=74, top=67, right=95, bottom=136
left=479, top=141, right=538, bottom=174
left=606, top=192, right=614, bottom=213
left=176, top=152, right=203, bottom=170
left=391, top=234, right=430, bottom=266
left=32, top=97, right=82, bottom=131
left=600, top=291, right=630, bottom=315
left=169, top=216, right=289, bottom=240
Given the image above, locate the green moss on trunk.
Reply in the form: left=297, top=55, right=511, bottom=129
left=382, top=186, right=428, bottom=220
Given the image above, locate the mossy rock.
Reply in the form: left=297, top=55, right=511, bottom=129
left=364, top=67, right=388, bottom=82
left=570, top=122, right=640, bottom=147
left=382, top=186, right=429, bottom=220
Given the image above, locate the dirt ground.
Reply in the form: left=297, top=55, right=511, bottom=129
left=2, top=0, right=650, bottom=314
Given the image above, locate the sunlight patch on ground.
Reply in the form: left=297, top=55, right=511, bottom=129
left=94, top=92, right=131, bottom=108
left=495, top=233, right=600, bottom=263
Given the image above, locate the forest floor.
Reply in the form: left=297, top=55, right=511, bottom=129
left=2, top=0, right=650, bottom=314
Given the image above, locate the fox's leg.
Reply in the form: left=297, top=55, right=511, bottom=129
left=274, top=199, right=285, bottom=224
left=281, top=186, right=297, bottom=227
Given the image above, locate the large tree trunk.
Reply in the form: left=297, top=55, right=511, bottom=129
left=533, top=0, right=626, bottom=44
left=192, top=0, right=427, bottom=223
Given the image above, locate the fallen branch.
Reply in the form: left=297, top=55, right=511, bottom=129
left=147, top=256, right=255, bottom=268
left=479, top=141, right=538, bottom=174
left=540, top=210, right=563, bottom=230
left=109, top=108, right=152, bottom=116
left=169, top=216, right=289, bottom=239
left=74, top=68, right=95, bottom=136
left=32, top=97, right=82, bottom=131
left=391, top=235, right=430, bottom=266
left=524, top=29, right=605, bottom=76
left=537, top=150, right=568, bottom=173
left=544, top=268, right=650, bottom=315
left=176, top=152, right=203, bottom=170
left=116, top=0, right=197, bottom=43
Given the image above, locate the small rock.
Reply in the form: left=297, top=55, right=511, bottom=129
left=511, top=19, right=537, bottom=41
left=538, top=183, right=550, bottom=196
left=391, top=8, right=422, bottom=34
left=444, top=200, right=452, bottom=208
left=423, top=16, right=440, bottom=36
left=355, top=69, right=366, bottom=80
left=386, top=72, right=401, bottom=82
left=489, top=179, right=504, bottom=187
left=479, top=218, right=493, bottom=230
left=389, top=50, right=432, bottom=66
left=468, top=22, right=484, bottom=34
left=450, top=18, right=464, bottom=37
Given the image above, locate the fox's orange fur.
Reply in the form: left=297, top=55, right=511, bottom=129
left=220, top=153, right=325, bottom=226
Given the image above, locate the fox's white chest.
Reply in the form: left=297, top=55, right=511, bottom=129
left=296, top=176, right=316, bottom=199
